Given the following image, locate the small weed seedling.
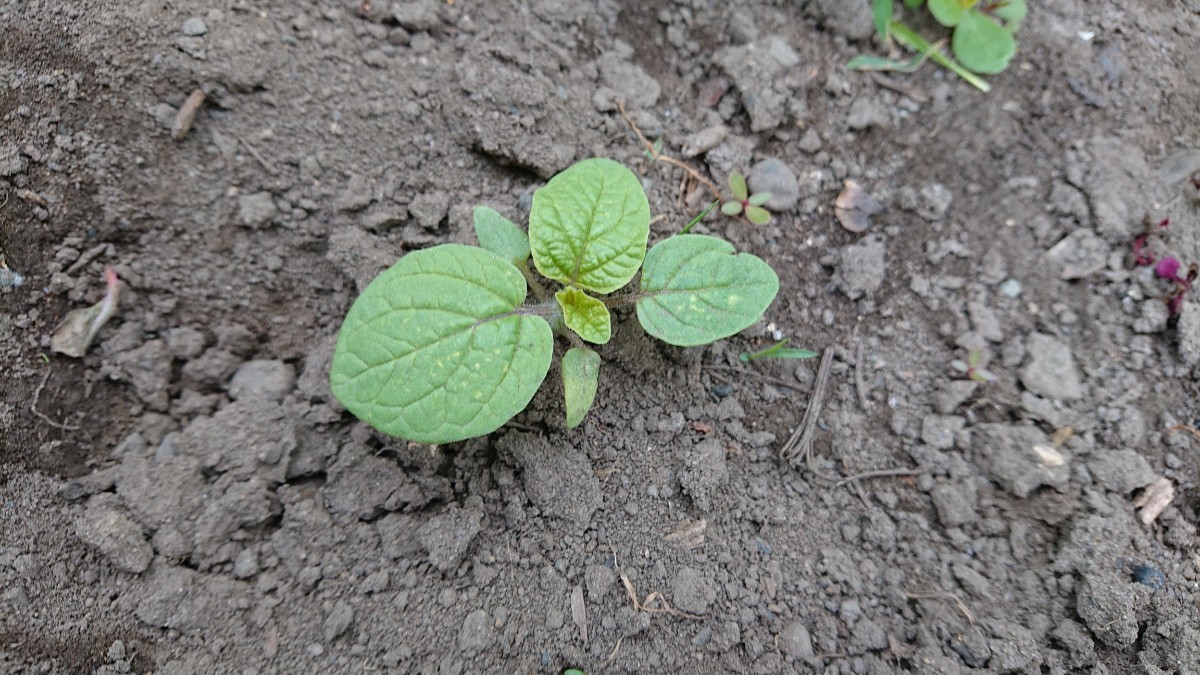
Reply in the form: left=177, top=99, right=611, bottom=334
left=850, top=0, right=1027, bottom=92
left=739, top=339, right=819, bottom=363
left=330, top=158, right=780, bottom=443
left=951, top=349, right=995, bottom=383
left=1129, top=217, right=1195, bottom=316
left=720, top=171, right=772, bottom=225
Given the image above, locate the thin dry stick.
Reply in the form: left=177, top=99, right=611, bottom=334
left=854, top=341, right=869, bottom=409
left=619, top=572, right=707, bottom=621
left=836, top=466, right=926, bottom=488
left=781, top=348, right=834, bottom=466
left=31, top=370, right=81, bottom=431
left=905, top=590, right=976, bottom=626
left=615, top=100, right=722, bottom=200
left=1168, top=424, right=1200, bottom=443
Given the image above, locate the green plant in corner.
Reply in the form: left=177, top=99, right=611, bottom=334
left=848, top=0, right=1027, bottom=92
left=329, top=158, right=781, bottom=444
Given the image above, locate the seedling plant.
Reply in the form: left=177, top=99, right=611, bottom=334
left=721, top=171, right=772, bottom=225
left=951, top=348, right=995, bottom=383
left=330, top=158, right=780, bottom=444
left=739, top=338, right=819, bottom=363
left=850, top=0, right=1028, bottom=92
left=1129, top=217, right=1196, bottom=316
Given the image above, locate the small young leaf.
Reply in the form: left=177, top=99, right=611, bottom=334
left=871, top=0, right=893, bottom=38
left=473, top=206, right=530, bottom=267
left=928, top=0, right=967, bottom=26
left=529, top=158, right=651, bottom=294
left=739, top=339, right=819, bottom=362
left=330, top=245, right=553, bottom=444
left=721, top=201, right=744, bottom=216
left=748, top=192, right=772, bottom=207
left=555, top=287, right=612, bottom=345
left=728, top=171, right=748, bottom=201
left=991, top=0, right=1026, bottom=27
left=953, top=10, right=1015, bottom=74
left=846, top=53, right=932, bottom=73
left=637, top=234, right=780, bottom=347
left=745, top=205, right=772, bottom=225
left=680, top=200, right=719, bottom=235
left=562, top=347, right=601, bottom=429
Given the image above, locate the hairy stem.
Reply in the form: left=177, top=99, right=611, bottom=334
left=889, top=20, right=990, bottom=93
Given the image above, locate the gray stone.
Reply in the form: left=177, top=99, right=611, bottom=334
left=1020, top=333, right=1083, bottom=400
left=766, top=37, right=800, bottom=67
left=181, top=348, right=241, bottom=386
left=393, top=0, right=441, bottom=31
left=1076, top=570, right=1146, bottom=648
left=458, top=609, right=493, bottom=652
left=975, top=423, right=1070, bottom=498
left=0, top=144, right=28, bottom=176
left=671, top=566, right=716, bottom=615
left=714, top=39, right=795, bottom=131
left=921, top=415, right=964, bottom=450
left=181, top=17, right=208, bottom=36
left=324, top=600, right=354, bottom=641
left=408, top=190, right=449, bottom=230
left=678, top=438, right=728, bottom=512
left=1178, top=299, right=1200, bottom=365
left=596, top=52, right=660, bottom=110
left=232, top=547, right=259, bottom=579
left=164, top=327, right=206, bottom=359
left=747, top=158, right=799, bottom=211
left=114, top=340, right=172, bottom=411
left=846, top=98, right=889, bottom=130
left=335, top=174, right=374, bottom=212
left=228, top=359, right=295, bottom=402
left=934, top=380, right=977, bottom=414
left=968, top=302, right=1004, bottom=342
left=918, top=183, right=953, bottom=220
left=1043, top=228, right=1109, bottom=280
left=418, top=506, right=483, bottom=572
left=779, top=621, right=814, bottom=658
left=1087, top=449, right=1156, bottom=494
left=76, top=501, right=154, bottom=574
left=834, top=236, right=887, bottom=299
left=238, top=192, right=277, bottom=228
left=929, top=481, right=977, bottom=527
left=807, top=0, right=875, bottom=41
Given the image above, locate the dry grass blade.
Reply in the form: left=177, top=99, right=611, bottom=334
left=905, top=590, right=976, bottom=625
left=619, top=573, right=708, bottom=621
left=172, top=88, right=206, bottom=141
left=571, top=584, right=587, bottom=644
left=664, top=518, right=707, bottom=549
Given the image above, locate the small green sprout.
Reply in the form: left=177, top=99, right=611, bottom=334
left=739, top=339, right=819, bottom=363
left=950, top=349, right=995, bottom=383
left=329, top=158, right=781, bottom=443
left=850, top=0, right=1027, bottom=92
left=680, top=199, right=719, bottom=235
left=721, top=171, right=772, bottom=225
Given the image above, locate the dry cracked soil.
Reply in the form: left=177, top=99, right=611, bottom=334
left=3, top=0, right=1200, bottom=673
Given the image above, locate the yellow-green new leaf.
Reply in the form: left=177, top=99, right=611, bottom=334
left=555, top=287, right=612, bottom=344
left=637, top=234, right=779, bottom=347
left=473, top=206, right=530, bottom=267
left=529, top=158, right=650, bottom=294
left=562, top=347, right=601, bottom=429
left=329, top=245, right=553, bottom=444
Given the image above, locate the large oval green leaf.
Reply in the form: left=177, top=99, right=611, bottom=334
left=529, top=158, right=650, bottom=294
left=637, top=235, right=779, bottom=347
left=330, top=245, right=553, bottom=444
left=954, top=11, right=1016, bottom=74
left=928, top=0, right=968, bottom=27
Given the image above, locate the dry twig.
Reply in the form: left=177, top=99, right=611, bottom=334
left=781, top=348, right=834, bottom=466
left=905, top=590, right=976, bottom=626
left=616, top=100, right=722, bottom=201
left=619, top=572, right=707, bottom=621
left=836, top=466, right=926, bottom=487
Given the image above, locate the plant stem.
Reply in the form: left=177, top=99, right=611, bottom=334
left=889, top=20, right=990, bottom=93
left=518, top=261, right=550, bottom=302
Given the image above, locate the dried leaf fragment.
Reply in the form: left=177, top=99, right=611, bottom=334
left=172, top=88, right=206, bottom=141
left=664, top=518, right=707, bottom=549
left=1133, top=477, right=1174, bottom=525
left=570, top=585, right=587, bottom=644
left=835, top=179, right=883, bottom=233
left=51, top=267, right=120, bottom=358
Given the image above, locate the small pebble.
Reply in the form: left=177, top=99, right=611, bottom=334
left=712, top=384, right=734, bottom=398
left=182, top=17, right=208, bottom=36
left=1130, top=563, right=1165, bottom=590
left=998, top=279, right=1022, bottom=298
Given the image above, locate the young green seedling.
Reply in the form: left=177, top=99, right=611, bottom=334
left=329, top=158, right=781, bottom=444
left=951, top=349, right=995, bottom=383
left=850, top=0, right=1027, bottom=91
left=738, top=339, right=819, bottom=363
left=720, top=171, right=772, bottom=225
